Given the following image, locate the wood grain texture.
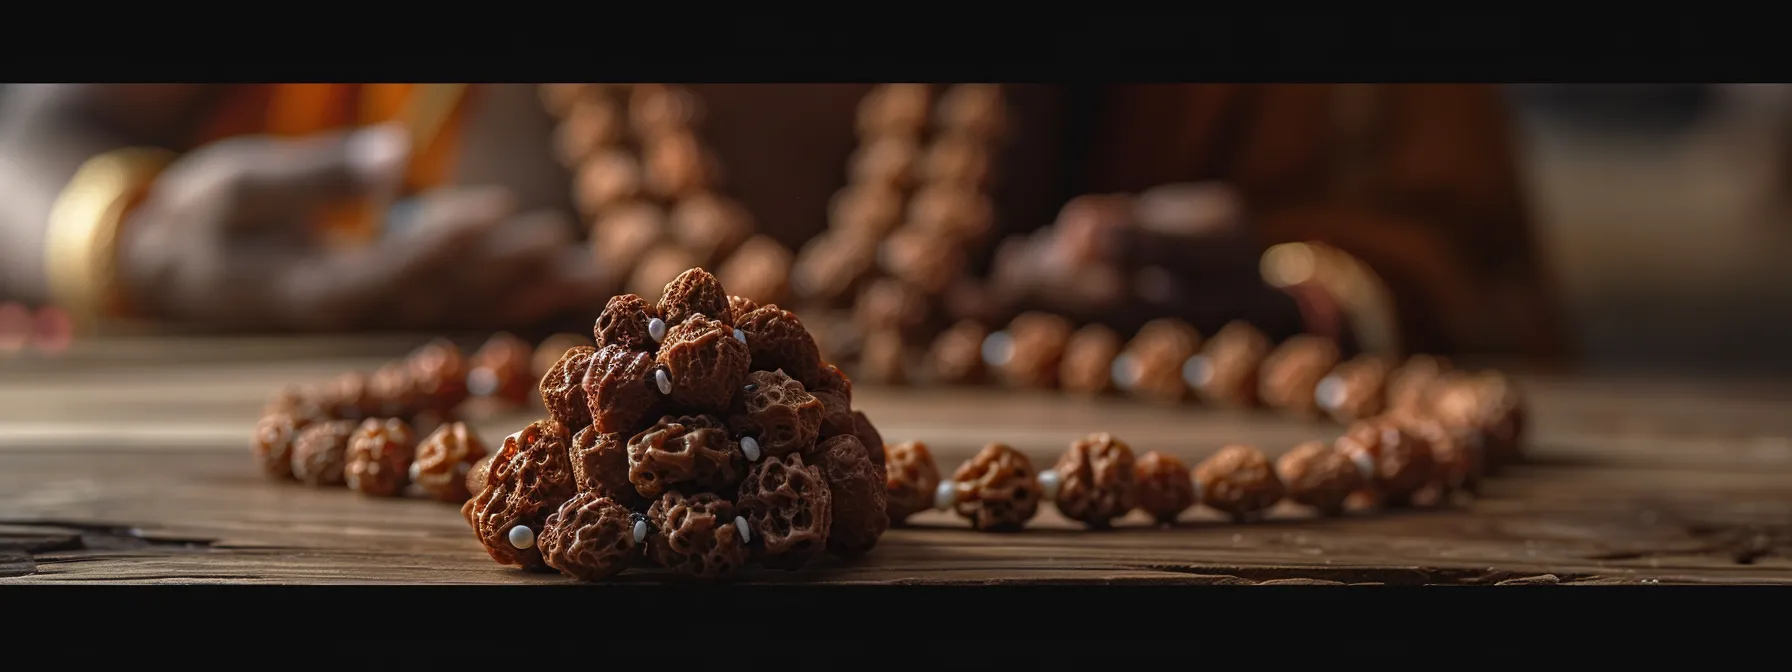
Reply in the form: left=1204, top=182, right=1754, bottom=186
left=2, top=336, right=1790, bottom=585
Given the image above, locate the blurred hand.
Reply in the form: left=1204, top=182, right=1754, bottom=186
left=118, top=124, right=608, bottom=332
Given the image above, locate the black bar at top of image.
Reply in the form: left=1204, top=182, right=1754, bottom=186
left=3, top=13, right=1784, bottom=82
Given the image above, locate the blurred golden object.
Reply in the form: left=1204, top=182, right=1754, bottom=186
left=1261, top=241, right=1399, bottom=358
left=44, top=146, right=176, bottom=332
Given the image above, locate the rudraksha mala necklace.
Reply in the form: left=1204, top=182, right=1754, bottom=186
left=884, top=356, right=1525, bottom=531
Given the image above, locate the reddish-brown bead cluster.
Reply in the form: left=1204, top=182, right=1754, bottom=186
left=539, top=84, right=794, bottom=307
left=457, top=268, right=891, bottom=581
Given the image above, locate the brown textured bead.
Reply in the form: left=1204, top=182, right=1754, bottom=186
left=734, top=304, right=823, bottom=389
left=345, top=417, right=415, bottom=497
left=727, top=370, right=823, bottom=458
left=645, top=491, right=750, bottom=579
left=367, top=362, right=421, bottom=418
left=629, top=84, right=703, bottom=139
left=655, top=315, right=750, bottom=412
left=540, top=83, right=606, bottom=118
left=1385, top=354, right=1452, bottom=415
left=726, top=294, right=760, bottom=324
left=407, top=407, right=455, bottom=442
left=985, top=312, right=1075, bottom=390
left=849, top=135, right=920, bottom=188
left=1185, top=320, right=1272, bottom=409
left=540, top=491, right=639, bottom=582
left=540, top=345, right=598, bottom=428
left=590, top=202, right=666, bottom=281
left=1192, top=445, right=1286, bottom=521
left=853, top=278, right=930, bottom=336
left=1275, top=441, right=1364, bottom=515
left=644, top=130, right=716, bottom=200
left=413, top=421, right=489, bottom=503
left=792, top=229, right=879, bottom=305
left=262, top=385, right=329, bottom=425
left=574, top=150, right=642, bottom=216
left=326, top=371, right=379, bottom=421
left=879, top=227, right=966, bottom=295
left=290, top=420, right=357, bottom=487
left=1049, top=433, right=1138, bottom=529
left=553, top=95, right=624, bottom=166
left=627, top=245, right=702, bottom=304
left=948, top=443, right=1042, bottom=531
left=406, top=338, right=470, bottom=412
left=736, top=453, right=833, bottom=570
left=856, top=328, right=909, bottom=385
left=828, top=183, right=905, bottom=237
left=857, top=83, right=932, bottom=138
left=882, top=440, right=940, bottom=524
left=909, top=185, right=995, bottom=245
left=567, top=426, right=641, bottom=507
left=656, top=267, right=732, bottom=327
left=252, top=412, right=303, bottom=481
left=851, top=411, right=886, bottom=472
left=468, top=420, right=578, bottom=570
left=466, top=453, right=494, bottom=497
left=815, top=362, right=853, bottom=400
left=1335, top=418, right=1436, bottom=505
left=469, top=333, right=535, bottom=405
left=812, top=387, right=856, bottom=444
left=1427, top=371, right=1525, bottom=469
left=936, top=84, right=1006, bottom=138
left=583, top=344, right=665, bottom=434
left=814, top=435, right=888, bottom=557
left=919, top=135, right=993, bottom=189
left=1133, top=451, right=1196, bottom=525
left=1315, top=356, right=1392, bottom=424
left=1059, top=324, right=1123, bottom=397
left=627, top=414, right=744, bottom=498
left=670, top=193, right=751, bottom=266
left=1257, top=335, right=1342, bottom=419
left=715, top=236, right=792, bottom=307
left=1114, top=319, right=1203, bottom=405
left=924, top=320, right=988, bottom=385
left=593, top=293, right=659, bottom=353
left=1393, top=411, right=1485, bottom=499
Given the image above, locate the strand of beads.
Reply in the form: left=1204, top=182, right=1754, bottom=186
left=884, top=376, right=1523, bottom=531
left=537, top=83, right=794, bottom=307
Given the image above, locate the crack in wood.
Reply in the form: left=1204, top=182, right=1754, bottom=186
left=1129, top=563, right=1600, bottom=586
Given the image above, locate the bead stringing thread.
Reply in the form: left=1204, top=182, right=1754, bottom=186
left=647, top=317, right=667, bottom=342
left=740, top=436, right=762, bottom=462
left=508, top=525, right=535, bottom=550
left=654, top=369, right=673, bottom=395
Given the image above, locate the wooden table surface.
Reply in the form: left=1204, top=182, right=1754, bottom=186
left=3, top=334, right=1791, bottom=586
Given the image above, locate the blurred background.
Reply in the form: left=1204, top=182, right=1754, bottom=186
left=1, top=83, right=1789, bottom=379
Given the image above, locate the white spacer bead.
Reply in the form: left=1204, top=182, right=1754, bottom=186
left=933, top=480, right=959, bottom=511
left=1350, top=449, right=1376, bottom=482
left=632, top=519, right=649, bottom=544
left=408, top=461, right=422, bottom=482
left=980, top=331, right=1015, bottom=367
left=740, top=436, right=762, bottom=462
left=648, top=317, right=667, bottom=342
left=654, top=369, right=672, bottom=395
left=508, top=525, right=535, bottom=550
left=733, top=328, right=747, bottom=344
left=1182, top=355, right=1214, bottom=389
left=1190, top=473, right=1204, bottom=503
left=734, top=516, right=752, bottom=544
left=1036, top=469, right=1062, bottom=502
left=1314, top=374, right=1347, bottom=412
left=1110, top=354, right=1141, bottom=391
